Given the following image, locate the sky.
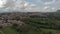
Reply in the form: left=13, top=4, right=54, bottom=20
left=0, top=0, right=60, bottom=12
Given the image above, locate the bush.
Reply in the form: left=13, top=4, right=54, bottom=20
left=0, top=26, right=3, bottom=29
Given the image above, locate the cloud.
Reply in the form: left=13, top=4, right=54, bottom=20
left=0, top=0, right=7, bottom=8
left=1, top=0, right=41, bottom=12
left=3, top=0, right=16, bottom=8
left=41, top=6, right=57, bottom=12
left=36, top=0, right=60, bottom=6
left=43, top=6, right=50, bottom=10
left=24, top=2, right=41, bottom=12
left=44, top=0, right=56, bottom=5
left=0, top=0, right=59, bottom=12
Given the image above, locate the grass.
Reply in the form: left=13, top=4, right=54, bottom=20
left=0, top=27, right=60, bottom=34
left=41, top=28, right=60, bottom=34
left=20, top=30, right=41, bottom=34
left=0, top=32, right=3, bottom=34
left=20, top=28, right=60, bottom=34
left=2, top=27, right=20, bottom=34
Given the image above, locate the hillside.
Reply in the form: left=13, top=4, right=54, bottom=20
left=0, top=10, right=60, bottom=34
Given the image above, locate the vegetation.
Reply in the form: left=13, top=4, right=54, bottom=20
left=0, top=12, right=60, bottom=34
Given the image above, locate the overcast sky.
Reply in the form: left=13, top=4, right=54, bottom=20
left=0, top=0, right=60, bottom=12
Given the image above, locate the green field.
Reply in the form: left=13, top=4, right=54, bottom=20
left=0, top=27, right=60, bottom=34
left=1, top=27, right=20, bottom=34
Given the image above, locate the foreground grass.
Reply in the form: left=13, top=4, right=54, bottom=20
left=20, top=28, right=60, bottom=34
left=0, top=32, right=3, bottom=34
left=2, top=27, right=20, bottom=34
left=41, top=28, right=60, bottom=34
left=0, top=27, right=60, bottom=34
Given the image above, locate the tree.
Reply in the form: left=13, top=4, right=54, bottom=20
left=14, top=16, right=21, bottom=21
left=0, top=26, right=3, bottom=29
